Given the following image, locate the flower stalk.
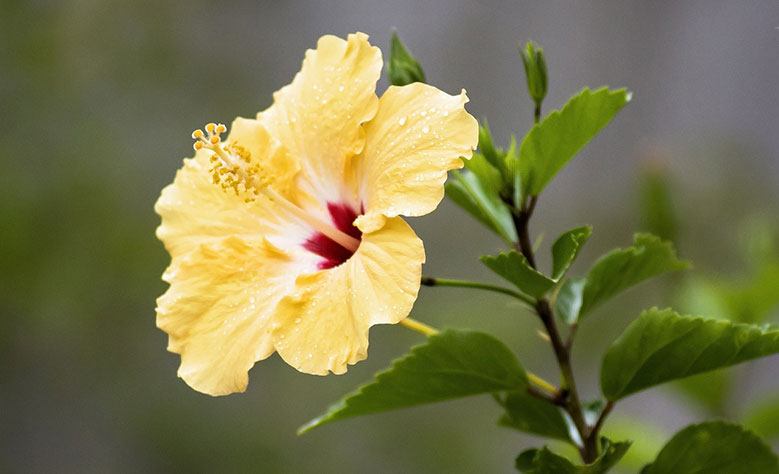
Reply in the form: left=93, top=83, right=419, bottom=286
left=399, top=317, right=439, bottom=336
left=513, top=194, right=610, bottom=463
left=421, top=276, right=535, bottom=307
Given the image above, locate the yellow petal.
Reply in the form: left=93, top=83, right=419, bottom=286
left=227, top=116, right=300, bottom=199
left=271, top=217, right=425, bottom=375
left=353, top=83, right=479, bottom=233
left=157, top=236, right=306, bottom=395
left=155, top=129, right=304, bottom=259
left=259, top=32, right=382, bottom=204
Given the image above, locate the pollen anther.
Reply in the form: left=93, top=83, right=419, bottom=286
left=191, top=122, right=270, bottom=199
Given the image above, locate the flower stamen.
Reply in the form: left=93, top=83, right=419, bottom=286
left=191, top=123, right=360, bottom=253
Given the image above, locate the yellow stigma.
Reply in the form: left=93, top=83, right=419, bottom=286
left=191, top=123, right=272, bottom=198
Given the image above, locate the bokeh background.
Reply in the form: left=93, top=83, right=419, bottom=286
left=2, top=1, right=778, bottom=472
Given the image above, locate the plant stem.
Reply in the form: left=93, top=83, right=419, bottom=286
left=514, top=196, right=539, bottom=267
left=527, top=385, right=563, bottom=405
left=537, top=299, right=592, bottom=459
left=399, top=317, right=438, bottom=336
left=421, top=276, right=535, bottom=307
left=527, top=372, right=561, bottom=398
left=590, top=400, right=615, bottom=443
left=512, top=193, right=607, bottom=464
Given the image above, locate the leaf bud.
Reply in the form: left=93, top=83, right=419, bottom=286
left=520, top=41, right=548, bottom=106
left=387, top=31, right=426, bottom=86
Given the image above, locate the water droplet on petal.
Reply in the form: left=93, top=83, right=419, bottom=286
left=398, top=117, right=407, bottom=126
left=422, top=125, right=430, bottom=133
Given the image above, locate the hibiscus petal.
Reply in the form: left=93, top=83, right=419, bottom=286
left=354, top=83, right=479, bottom=233
left=155, top=132, right=307, bottom=259
left=259, top=32, right=382, bottom=206
left=157, top=236, right=307, bottom=395
left=227, top=117, right=300, bottom=199
left=272, top=217, right=425, bottom=375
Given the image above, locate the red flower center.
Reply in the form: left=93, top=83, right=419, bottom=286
left=303, top=203, right=363, bottom=269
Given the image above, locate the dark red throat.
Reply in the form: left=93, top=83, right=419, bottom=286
left=303, top=203, right=362, bottom=270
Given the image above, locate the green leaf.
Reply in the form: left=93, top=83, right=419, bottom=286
left=464, top=152, right=504, bottom=193
left=299, top=329, right=527, bottom=433
left=600, top=308, right=779, bottom=400
left=498, top=391, right=573, bottom=443
left=580, top=233, right=688, bottom=318
left=516, top=438, right=631, bottom=473
left=446, top=171, right=517, bottom=245
left=554, top=278, right=585, bottom=325
left=481, top=250, right=555, bottom=298
left=519, top=87, right=631, bottom=196
left=551, top=226, right=592, bottom=280
left=478, top=122, right=509, bottom=178
left=503, top=135, right=523, bottom=208
left=641, top=421, right=778, bottom=474
left=602, top=416, right=667, bottom=470
left=743, top=392, right=779, bottom=440
left=714, top=264, right=779, bottom=324
left=673, top=369, right=731, bottom=414
left=638, top=160, right=677, bottom=242
left=387, top=31, right=426, bottom=86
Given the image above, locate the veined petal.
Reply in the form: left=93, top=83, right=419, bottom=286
left=259, top=32, right=382, bottom=206
left=272, top=217, right=425, bottom=375
left=354, top=83, right=478, bottom=233
left=155, top=133, right=305, bottom=259
left=227, top=117, right=299, bottom=199
left=157, top=236, right=308, bottom=396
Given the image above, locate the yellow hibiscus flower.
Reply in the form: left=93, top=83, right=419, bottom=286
left=155, top=32, right=478, bottom=396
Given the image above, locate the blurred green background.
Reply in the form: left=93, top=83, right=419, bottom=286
left=1, top=1, right=777, bottom=472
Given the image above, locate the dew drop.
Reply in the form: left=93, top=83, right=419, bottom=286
left=398, top=117, right=407, bottom=126
left=422, top=125, right=430, bottom=133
